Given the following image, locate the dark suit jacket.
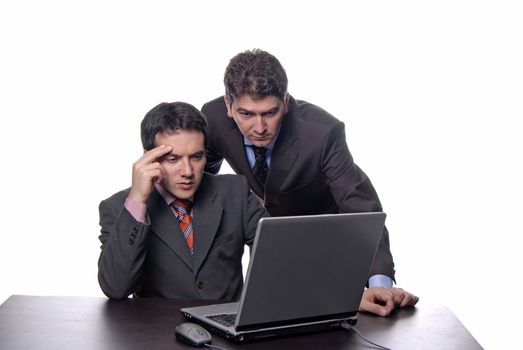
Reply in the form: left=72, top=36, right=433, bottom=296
left=98, top=173, right=268, bottom=300
left=202, top=96, right=395, bottom=280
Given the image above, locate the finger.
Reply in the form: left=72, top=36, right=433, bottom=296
left=390, top=287, right=419, bottom=307
left=387, top=287, right=403, bottom=297
left=140, top=164, right=165, bottom=183
left=154, top=165, right=166, bottom=184
left=391, top=289, right=418, bottom=307
left=129, top=165, right=164, bottom=202
left=134, top=168, right=163, bottom=185
left=373, top=288, right=395, bottom=315
left=135, top=162, right=163, bottom=179
left=387, top=288, right=418, bottom=308
left=138, top=145, right=173, bottom=165
left=397, top=292, right=410, bottom=307
left=359, top=298, right=389, bottom=317
left=382, top=292, right=395, bottom=315
left=403, top=294, right=419, bottom=307
left=393, top=292, right=406, bottom=306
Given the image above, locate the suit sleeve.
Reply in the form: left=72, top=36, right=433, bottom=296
left=202, top=101, right=224, bottom=175
left=321, top=123, right=396, bottom=281
left=97, top=196, right=150, bottom=299
left=240, top=175, right=269, bottom=249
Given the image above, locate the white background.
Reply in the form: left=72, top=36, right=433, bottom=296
left=1, top=1, right=521, bottom=348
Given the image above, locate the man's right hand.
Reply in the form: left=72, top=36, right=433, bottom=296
left=128, top=145, right=172, bottom=204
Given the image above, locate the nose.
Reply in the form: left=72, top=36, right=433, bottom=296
left=253, top=116, right=266, bottom=134
left=181, top=158, right=193, bottom=177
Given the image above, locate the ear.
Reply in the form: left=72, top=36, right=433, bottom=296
left=224, top=96, right=233, bottom=118
left=283, top=93, right=290, bottom=114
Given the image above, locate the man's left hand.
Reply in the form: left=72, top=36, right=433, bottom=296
left=359, top=287, right=419, bottom=317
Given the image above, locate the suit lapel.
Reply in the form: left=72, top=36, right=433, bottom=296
left=191, top=176, right=224, bottom=274
left=265, top=101, right=299, bottom=200
left=148, top=190, right=194, bottom=270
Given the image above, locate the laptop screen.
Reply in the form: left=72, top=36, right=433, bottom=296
left=235, top=212, right=386, bottom=330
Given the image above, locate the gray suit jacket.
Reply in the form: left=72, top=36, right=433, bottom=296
left=202, top=96, right=395, bottom=280
left=98, top=173, right=268, bottom=300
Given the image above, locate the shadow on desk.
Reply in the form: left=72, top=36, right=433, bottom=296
left=0, top=295, right=482, bottom=350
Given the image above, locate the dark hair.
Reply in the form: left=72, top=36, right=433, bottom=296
left=140, top=102, right=209, bottom=150
left=224, top=49, right=288, bottom=103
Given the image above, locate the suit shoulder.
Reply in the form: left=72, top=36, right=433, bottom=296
left=201, top=96, right=227, bottom=119
left=100, top=188, right=131, bottom=208
left=292, top=98, right=343, bottom=128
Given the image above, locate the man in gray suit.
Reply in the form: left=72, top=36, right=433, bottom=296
left=98, top=101, right=268, bottom=301
left=202, top=49, right=418, bottom=315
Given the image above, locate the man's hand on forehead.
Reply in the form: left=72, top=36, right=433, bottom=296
left=129, top=144, right=173, bottom=204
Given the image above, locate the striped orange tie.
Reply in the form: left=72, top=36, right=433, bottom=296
left=171, top=199, right=193, bottom=254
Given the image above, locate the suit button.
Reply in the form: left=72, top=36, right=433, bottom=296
left=129, top=238, right=135, bottom=245
left=132, top=226, right=138, bottom=233
left=197, top=281, right=204, bottom=289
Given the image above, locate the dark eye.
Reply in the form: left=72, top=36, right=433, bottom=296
left=262, top=110, right=278, bottom=117
left=192, top=153, right=204, bottom=161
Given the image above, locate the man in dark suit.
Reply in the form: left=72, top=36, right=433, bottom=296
left=98, top=102, right=268, bottom=301
left=202, top=49, right=418, bottom=315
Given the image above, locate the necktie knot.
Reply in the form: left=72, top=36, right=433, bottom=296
left=252, top=145, right=267, bottom=159
left=171, top=199, right=192, bottom=219
left=170, top=199, right=194, bottom=254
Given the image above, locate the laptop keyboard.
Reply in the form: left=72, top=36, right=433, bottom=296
left=207, top=313, right=237, bottom=327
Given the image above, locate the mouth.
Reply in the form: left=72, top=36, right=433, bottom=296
left=178, top=182, right=194, bottom=189
left=251, top=135, right=271, bottom=143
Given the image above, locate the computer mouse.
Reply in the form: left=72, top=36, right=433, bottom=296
left=175, top=322, right=212, bottom=347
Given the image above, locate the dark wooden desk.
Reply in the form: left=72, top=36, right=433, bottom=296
left=0, top=295, right=482, bottom=349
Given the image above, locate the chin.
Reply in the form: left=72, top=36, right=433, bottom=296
left=177, top=188, right=198, bottom=199
left=174, top=192, right=193, bottom=200
left=252, top=140, right=270, bottom=147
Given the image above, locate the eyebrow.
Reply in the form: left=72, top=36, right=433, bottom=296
left=236, top=107, right=253, bottom=114
left=236, top=105, right=280, bottom=114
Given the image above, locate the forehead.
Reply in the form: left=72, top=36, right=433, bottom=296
left=232, top=95, right=282, bottom=112
left=154, top=129, right=205, bottom=150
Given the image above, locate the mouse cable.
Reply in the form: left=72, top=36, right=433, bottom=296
left=204, top=343, right=228, bottom=350
left=340, top=322, right=393, bottom=350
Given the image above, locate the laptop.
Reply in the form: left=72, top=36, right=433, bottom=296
left=181, top=212, right=386, bottom=343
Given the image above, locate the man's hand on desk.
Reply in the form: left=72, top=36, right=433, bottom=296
left=359, top=287, right=419, bottom=317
